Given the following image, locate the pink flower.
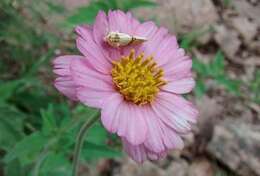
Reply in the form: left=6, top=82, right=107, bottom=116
left=53, top=10, right=198, bottom=163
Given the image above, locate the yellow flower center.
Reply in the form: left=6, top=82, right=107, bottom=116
left=111, top=50, right=166, bottom=105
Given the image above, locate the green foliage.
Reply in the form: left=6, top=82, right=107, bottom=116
left=180, top=27, right=214, bottom=50
left=66, top=0, right=156, bottom=27
left=249, top=70, right=260, bottom=104
left=193, top=51, right=241, bottom=98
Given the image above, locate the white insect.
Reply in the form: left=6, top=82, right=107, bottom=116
left=104, top=31, right=147, bottom=48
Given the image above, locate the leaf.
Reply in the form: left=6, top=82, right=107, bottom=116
left=209, top=51, right=225, bottom=76
left=0, top=79, right=24, bottom=102
left=66, top=0, right=110, bottom=26
left=3, top=132, right=47, bottom=166
left=192, top=58, right=209, bottom=75
left=4, top=159, right=26, bottom=176
left=121, top=0, right=157, bottom=11
left=82, top=142, right=121, bottom=160
left=39, top=152, right=71, bottom=176
left=215, top=76, right=241, bottom=96
left=86, top=122, right=108, bottom=145
left=46, top=2, right=65, bottom=14
left=194, top=79, right=207, bottom=98
left=40, top=104, right=57, bottom=135
left=0, top=105, right=25, bottom=150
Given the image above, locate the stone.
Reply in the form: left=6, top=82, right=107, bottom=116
left=135, top=0, right=219, bottom=34
left=166, top=159, right=189, bottom=176
left=214, top=25, right=241, bottom=59
left=207, top=119, right=260, bottom=176
left=231, top=17, right=258, bottom=42
left=120, top=159, right=166, bottom=176
left=188, top=158, right=214, bottom=176
left=231, top=0, right=260, bottom=26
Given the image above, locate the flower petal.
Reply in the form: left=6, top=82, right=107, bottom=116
left=54, top=77, right=77, bottom=101
left=151, top=101, right=192, bottom=134
left=116, top=102, right=147, bottom=145
left=122, top=138, right=147, bottom=163
left=93, top=11, right=108, bottom=44
left=75, top=26, right=111, bottom=74
left=122, top=138, right=167, bottom=163
left=101, top=93, right=124, bottom=132
left=134, top=21, right=157, bottom=39
left=70, top=58, right=113, bottom=91
left=164, top=58, right=192, bottom=81
left=162, top=77, right=195, bottom=94
left=143, top=106, right=165, bottom=153
left=53, top=55, right=84, bottom=100
left=157, top=92, right=198, bottom=124
left=77, top=87, right=115, bottom=108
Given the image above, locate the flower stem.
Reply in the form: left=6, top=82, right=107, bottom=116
left=72, top=110, right=100, bottom=176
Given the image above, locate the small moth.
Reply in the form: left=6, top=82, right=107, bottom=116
left=104, top=31, right=147, bottom=48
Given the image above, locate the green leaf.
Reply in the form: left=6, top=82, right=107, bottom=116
left=66, top=0, right=111, bottom=27
left=192, top=58, right=209, bottom=75
left=209, top=51, right=225, bottom=76
left=41, top=104, right=57, bottom=135
left=3, top=132, right=47, bottom=166
left=82, top=142, right=121, bottom=160
left=4, top=159, right=26, bottom=176
left=121, top=0, right=157, bottom=11
left=0, top=105, right=25, bottom=150
left=215, top=76, right=241, bottom=96
left=39, top=152, right=71, bottom=176
left=194, top=79, right=207, bottom=98
left=86, top=122, right=107, bottom=145
left=46, top=2, right=65, bottom=14
left=0, top=79, right=24, bottom=102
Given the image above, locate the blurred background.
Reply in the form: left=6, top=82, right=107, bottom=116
left=0, top=0, right=259, bottom=176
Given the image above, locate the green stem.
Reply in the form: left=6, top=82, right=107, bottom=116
left=72, top=110, right=100, bottom=176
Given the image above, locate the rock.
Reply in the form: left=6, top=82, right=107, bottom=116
left=196, top=96, right=223, bottom=136
left=188, top=158, right=214, bottom=176
left=120, top=159, right=166, bottom=176
left=214, top=25, right=241, bottom=59
left=166, top=159, right=189, bottom=176
left=231, top=17, right=258, bottom=43
left=207, top=119, right=260, bottom=176
left=135, top=0, right=219, bottom=34
left=231, top=0, right=260, bottom=26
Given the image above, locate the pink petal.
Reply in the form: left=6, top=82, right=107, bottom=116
left=143, top=106, right=165, bottom=153
left=139, top=27, right=168, bottom=58
left=108, top=10, right=131, bottom=33
left=164, top=59, right=192, bottom=81
left=75, top=26, right=111, bottom=74
left=126, top=11, right=140, bottom=34
left=53, top=55, right=84, bottom=100
left=151, top=102, right=192, bottom=134
left=93, top=11, right=108, bottom=44
left=162, top=77, right=195, bottom=94
left=101, top=93, right=124, bottom=132
left=157, top=92, right=198, bottom=124
left=146, top=150, right=167, bottom=161
left=76, top=87, right=115, bottom=108
left=54, top=77, right=77, bottom=101
left=70, top=58, right=114, bottom=91
left=153, top=35, right=178, bottom=66
left=122, top=138, right=147, bottom=163
left=113, top=102, right=148, bottom=145
left=134, top=21, right=157, bottom=39
left=158, top=120, right=184, bottom=149
left=121, top=103, right=147, bottom=145
left=122, top=138, right=167, bottom=163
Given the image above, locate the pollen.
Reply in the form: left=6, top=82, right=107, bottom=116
left=111, top=50, right=167, bottom=105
